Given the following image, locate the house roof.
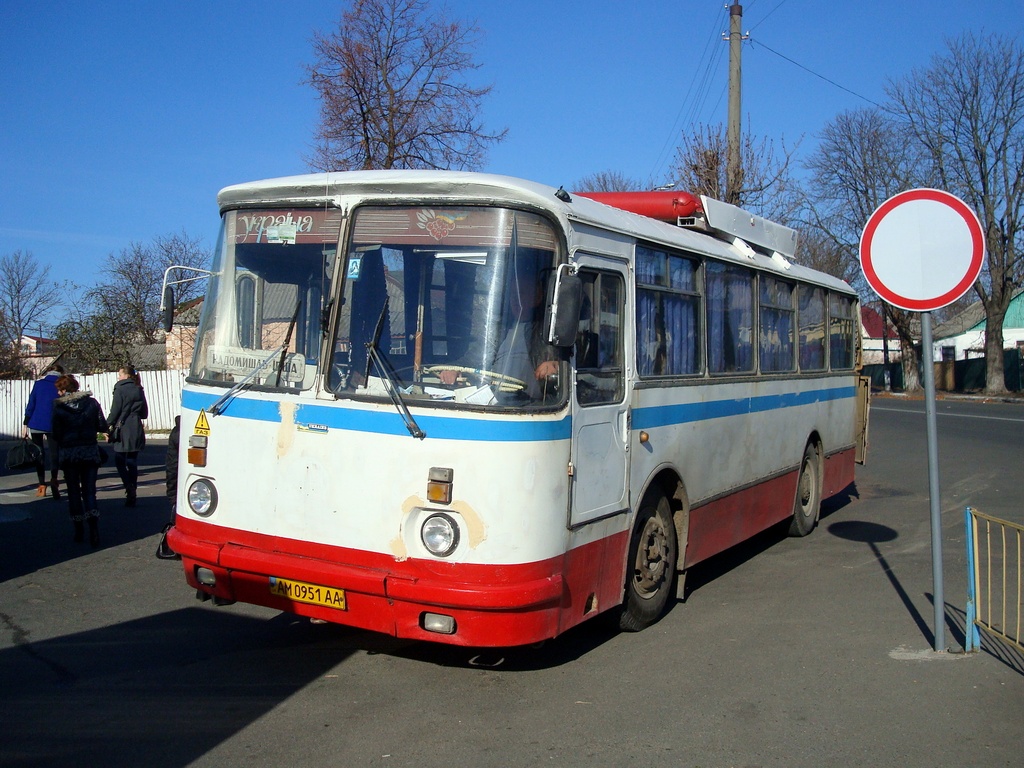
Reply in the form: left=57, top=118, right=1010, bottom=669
left=933, top=287, right=1024, bottom=340
left=860, top=306, right=898, bottom=339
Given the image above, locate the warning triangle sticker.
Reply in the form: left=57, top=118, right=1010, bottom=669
left=194, top=410, right=211, bottom=435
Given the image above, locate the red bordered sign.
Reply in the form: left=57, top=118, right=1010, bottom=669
left=859, top=188, right=985, bottom=311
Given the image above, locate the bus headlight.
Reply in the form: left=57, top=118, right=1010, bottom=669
left=420, top=513, right=459, bottom=557
left=188, top=479, right=218, bottom=517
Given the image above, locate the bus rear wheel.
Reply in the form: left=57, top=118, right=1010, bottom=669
left=619, top=493, right=677, bottom=632
left=788, top=442, right=822, bottom=537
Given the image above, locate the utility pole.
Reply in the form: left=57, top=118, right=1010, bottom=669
left=726, top=1, right=744, bottom=206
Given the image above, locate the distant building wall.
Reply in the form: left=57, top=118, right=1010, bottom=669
left=165, top=326, right=197, bottom=370
left=932, top=327, right=1024, bottom=361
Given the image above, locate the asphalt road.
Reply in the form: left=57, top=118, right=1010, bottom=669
left=1, top=396, right=1022, bottom=768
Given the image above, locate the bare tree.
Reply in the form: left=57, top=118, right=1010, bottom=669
left=803, top=107, right=931, bottom=390
left=888, top=33, right=1024, bottom=394
left=573, top=170, right=645, bottom=193
left=56, top=232, right=209, bottom=371
left=796, top=229, right=861, bottom=288
left=0, top=309, right=31, bottom=378
left=306, top=0, right=506, bottom=171
left=668, top=123, right=802, bottom=223
left=0, top=250, right=61, bottom=354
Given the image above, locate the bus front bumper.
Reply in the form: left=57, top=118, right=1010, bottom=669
left=166, top=523, right=565, bottom=647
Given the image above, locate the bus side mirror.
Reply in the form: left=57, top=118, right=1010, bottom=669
left=162, top=285, right=175, bottom=333
left=547, top=268, right=583, bottom=347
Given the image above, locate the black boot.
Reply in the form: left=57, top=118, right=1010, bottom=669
left=73, top=520, right=84, bottom=543
left=88, top=516, right=99, bottom=548
left=155, top=523, right=180, bottom=560
left=50, top=479, right=61, bottom=501
left=125, top=487, right=137, bottom=508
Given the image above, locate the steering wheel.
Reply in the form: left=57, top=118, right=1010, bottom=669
left=424, top=365, right=526, bottom=393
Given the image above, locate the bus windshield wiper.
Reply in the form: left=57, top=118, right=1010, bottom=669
left=211, top=300, right=301, bottom=416
left=365, top=297, right=426, bottom=440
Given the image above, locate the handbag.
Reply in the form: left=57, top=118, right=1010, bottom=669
left=109, top=421, right=123, bottom=443
left=6, top=438, right=43, bottom=471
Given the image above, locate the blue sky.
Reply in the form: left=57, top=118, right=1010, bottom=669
left=2, top=0, right=1021, bottom=330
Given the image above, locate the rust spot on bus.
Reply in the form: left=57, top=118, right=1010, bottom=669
left=276, top=401, right=297, bottom=457
left=451, top=500, right=486, bottom=548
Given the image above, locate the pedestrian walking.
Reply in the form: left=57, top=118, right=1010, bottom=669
left=22, top=363, right=64, bottom=498
left=106, top=365, right=148, bottom=507
left=50, top=374, right=107, bottom=547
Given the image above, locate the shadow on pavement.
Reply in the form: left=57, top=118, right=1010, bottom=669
left=0, top=442, right=172, bottom=583
left=0, top=608, right=360, bottom=768
left=828, top=519, right=939, bottom=649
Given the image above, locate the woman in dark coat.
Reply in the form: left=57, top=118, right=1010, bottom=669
left=106, top=365, right=148, bottom=507
left=50, top=374, right=107, bottom=547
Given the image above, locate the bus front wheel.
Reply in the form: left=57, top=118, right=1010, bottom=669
left=619, top=493, right=677, bottom=632
left=788, top=442, right=822, bottom=537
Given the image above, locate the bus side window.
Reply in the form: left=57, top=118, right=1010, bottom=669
left=635, top=246, right=701, bottom=377
left=707, top=261, right=754, bottom=374
left=798, top=285, right=826, bottom=371
left=576, top=270, right=624, bottom=405
left=575, top=292, right=599, bottom=368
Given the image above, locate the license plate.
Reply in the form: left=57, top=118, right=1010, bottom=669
left=269, top=577, right=347, bottom=610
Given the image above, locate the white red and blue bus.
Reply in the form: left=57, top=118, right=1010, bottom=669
left=164, top=171, right=868, bottom=647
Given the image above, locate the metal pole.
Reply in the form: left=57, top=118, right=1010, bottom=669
left=726, top=2, right=742, bottom=206
left=880, top=303, right=891, bottom=391
left=963, top=507, right=980, bottom=652
left=921, top=312, right=946, bottom=651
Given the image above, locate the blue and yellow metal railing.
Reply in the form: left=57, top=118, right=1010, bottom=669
left=965, top=507, right=1023, bottom=653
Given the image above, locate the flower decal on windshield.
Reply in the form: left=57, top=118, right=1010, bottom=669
left=417, top=209, right=467, bottom=241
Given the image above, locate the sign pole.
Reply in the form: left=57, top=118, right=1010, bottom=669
left=860, top=188, right=985, bottom=654
left=920, top=312, right=945, bottom=652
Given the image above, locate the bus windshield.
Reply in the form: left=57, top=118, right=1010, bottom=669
left=327, top=206, right=566, bottom=409
left=189, top=208, right=342, bottom=391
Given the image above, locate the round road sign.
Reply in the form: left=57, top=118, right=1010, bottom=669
left=859, top=188, right=985, bottom=312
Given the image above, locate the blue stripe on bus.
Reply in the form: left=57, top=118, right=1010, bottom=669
left=180, top=389, right=572, bottom=442
left=632, top=385, right=856, bottom=430
left=182, top=384, right=853, bottom=442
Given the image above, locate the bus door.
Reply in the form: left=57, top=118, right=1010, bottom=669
left=569, top=265, right=630, bottom=527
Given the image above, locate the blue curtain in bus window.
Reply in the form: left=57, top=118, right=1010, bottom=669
left=635, top=248, right=659, bottom=376
left=759, top=278, right=795, bottom=372
left=798, top=285, right=826, bottom=370
left=760, top=307, right=795, bottom=371
left=636, top=247, right=662, bottom=285
left=707, top=262, right=753, bottom=373
left=663, top=294, right=699, bottom=374
left=636, top=289, right=659, bottom=376
left=636, top=248, right=701, bottom=377
left=666, top=255, right=699, bottom=374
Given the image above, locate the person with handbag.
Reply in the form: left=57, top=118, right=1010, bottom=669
left=106, top=365, right=148, bottom=507
left=22, top=363, right=64, bottom=498
left=50, top=374, right=107, bottom=547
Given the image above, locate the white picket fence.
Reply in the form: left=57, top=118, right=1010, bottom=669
left=1, top=369, right=187, bottom=438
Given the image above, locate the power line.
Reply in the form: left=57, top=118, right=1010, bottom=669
left=648, top=6, right=725, bottom=181
left=748, top=37, right=885, bottom=109
left=747, top=0, right=789, bottom=33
